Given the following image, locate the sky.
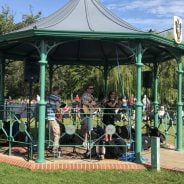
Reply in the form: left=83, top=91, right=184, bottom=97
left=0, top=0, right=184, bottom=32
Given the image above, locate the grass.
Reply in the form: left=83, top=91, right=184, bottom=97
left=158, top=125, right=184, bottom=147
left=0, top=163, right=184, bottom=184
left=1, top=116, right=184, bottom=184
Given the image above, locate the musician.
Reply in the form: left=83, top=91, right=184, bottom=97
left=47, top=86, right=62, bottom=152
left=102, top=91, right=119, bottom=142
left=81, top=85, right=97, bottom=148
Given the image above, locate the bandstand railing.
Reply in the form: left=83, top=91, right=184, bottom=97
left=0, top=104, right=181, bottom=162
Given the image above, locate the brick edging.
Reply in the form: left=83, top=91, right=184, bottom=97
left=0, top=154, right=149, bottom=171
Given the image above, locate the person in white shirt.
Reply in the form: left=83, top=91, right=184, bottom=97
left=142, top=94, right=150, bottom=112
left=158, top=105, right=165, bottom=118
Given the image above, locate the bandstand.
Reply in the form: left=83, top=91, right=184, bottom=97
left=0, top=0, right=184, bottom=163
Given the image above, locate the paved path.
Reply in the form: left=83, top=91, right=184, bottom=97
left=143, top=147, right=184, bottom=172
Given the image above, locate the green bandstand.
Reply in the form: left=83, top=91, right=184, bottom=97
left=0, top=0, right=184, bottom=163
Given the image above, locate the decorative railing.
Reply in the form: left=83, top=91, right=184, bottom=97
left=0, top=104, right=180, bottom=161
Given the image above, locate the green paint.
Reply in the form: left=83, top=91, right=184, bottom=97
left=135, top=43, right=143, bottom=163
left=153, top=64, right=159, bottom=127
left=151, top=137, right=160, bottom=171
left=176, top=57, right=183, bottom=151
left=0, top=54, right=5, bottom=120
left=36, top=40, right=48, bottom=163
left=0, top=30, right=184, bottom=52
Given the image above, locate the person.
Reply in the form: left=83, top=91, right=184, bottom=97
left=102, top=91, right=119, bottom=142
left=120, top=96, right=128, bottom=120
left=47, top=86, right=62, bottom=152
left=71, top=95, right=81, bottom=122
left=36, top=94, right=40, bottom=102
left=122, top=96, right=128, bottom=109
left=142, top=94, right=151, bottom=122
left=129, top=94, right=136, bottom=108
left=74, top=94, right=80, bottom=102
left=158, top=105, right=166, bottom=124
left=142, top=94, right=150, bottom=112
left=62, top=102, right=70, bottom=119
left=128, top=94, right=136, bottom=120
left=158, top=105, right=165, bottom=118
left=80, top=85, right=97, bottom=147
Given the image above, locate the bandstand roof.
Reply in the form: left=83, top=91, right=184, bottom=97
left=14, top=0, right=142, bottom=33
left=0, top=0, right=183, bottom=66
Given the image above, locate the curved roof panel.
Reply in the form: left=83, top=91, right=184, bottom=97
left=15, top=0, right=143, bottom=33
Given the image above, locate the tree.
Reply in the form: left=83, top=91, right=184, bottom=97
left=49, top=65, right=97, bottom=99
left=0, top=5, right=14, bottom=34
left=0, top=5, right=42, bottom=99
left=14, top=5, right=41, bottom=30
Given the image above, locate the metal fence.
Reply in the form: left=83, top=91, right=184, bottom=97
left=0, top=104, right=180, bottom=161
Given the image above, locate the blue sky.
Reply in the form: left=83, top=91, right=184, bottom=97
left=1, top=0, right=184, bottom=32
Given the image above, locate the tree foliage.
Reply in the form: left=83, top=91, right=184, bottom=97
left=14, top=5, right=41, bottom=30
left=0, top=5, right=41, bottom=99
left=0, top=5, right=14, bottom=34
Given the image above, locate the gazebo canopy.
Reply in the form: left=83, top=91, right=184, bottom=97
left=0, top=0, right=183, bottom=66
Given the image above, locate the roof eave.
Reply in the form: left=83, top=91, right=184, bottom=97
left=0, top=29, right=184, bottom=52
left=0, top=30, right=36, bottom=42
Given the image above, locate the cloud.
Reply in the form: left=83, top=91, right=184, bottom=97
left=105, top=0, right=184, bottom=18
left=126, top=18, right=171, bottom=26
left=101, top=0, right=184, bottom=31
left=125, top=18, right=172, bottom=31
left=150, top=5, right=184, bottom=17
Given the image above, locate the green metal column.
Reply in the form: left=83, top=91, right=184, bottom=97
left=176, top=56, right=183, bottom=151
left=36, top=40, right=48, bottom=163
left=0, top=53, right=5, bottom=120
left=135, top=43, right=143, bottom=163
left=151, top=137, right=160, bottom=171
left=153, top=64, right=159, bottom=128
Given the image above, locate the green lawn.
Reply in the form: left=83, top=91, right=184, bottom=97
left=158, top=125, right=184, bottom=147
left=0, top=163, right=184, bottom=184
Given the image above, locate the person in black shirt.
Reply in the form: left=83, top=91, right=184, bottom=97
left=102, top=91, right=119, bottom=142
